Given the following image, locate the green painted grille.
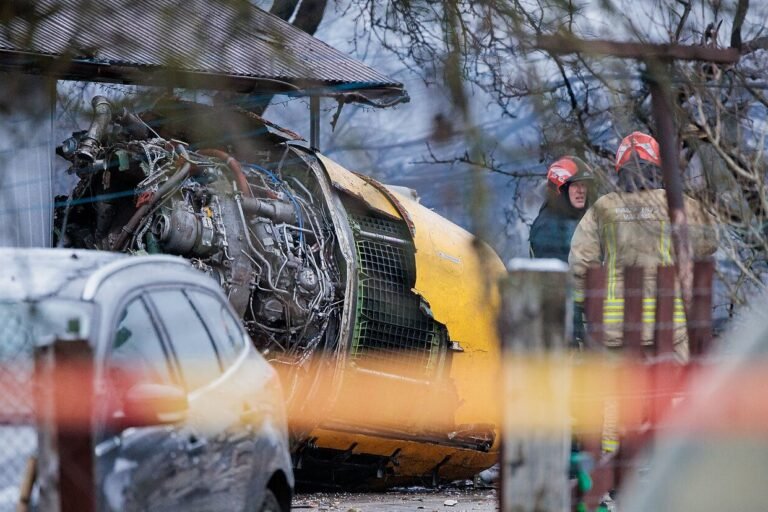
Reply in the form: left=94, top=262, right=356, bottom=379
left=350, top=215, right=446, bottom=376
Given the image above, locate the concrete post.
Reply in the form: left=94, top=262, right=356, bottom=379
left=500, top=259, right=572, bottom=512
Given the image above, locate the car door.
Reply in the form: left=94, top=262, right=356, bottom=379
left=144, top=288, right=244, bottom=510
left=184, top=289, right=260, bottom=507
left=95, top=294, right=191, bottom=512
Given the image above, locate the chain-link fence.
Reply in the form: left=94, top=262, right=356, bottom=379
left=0, top=304, right=37, bottom=512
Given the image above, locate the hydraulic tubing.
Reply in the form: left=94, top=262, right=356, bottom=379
left=197, top=149, right=253, bottom=198
left=113, top=161, right=193, bottom=250
left=234, top=192, right=291, bottom=297
left=75, top=96, right=113, bottom=162
left=241, top=197, right=297, bottom=223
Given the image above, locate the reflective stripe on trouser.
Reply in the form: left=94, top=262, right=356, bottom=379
left=602, top=298, right=686, bottom=324
left=602, top=398, right=619, bottom=454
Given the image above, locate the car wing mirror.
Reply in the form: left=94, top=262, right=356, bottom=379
left=120, top=383, right=189, bottom=428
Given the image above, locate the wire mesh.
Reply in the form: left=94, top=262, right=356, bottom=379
left=354, top=215, right=411, bottom=239
left=350, top=215, right=446, bottom=376
left=0, top=305, right=37, bottom=512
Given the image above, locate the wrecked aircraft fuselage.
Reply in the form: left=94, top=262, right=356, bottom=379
left=56, top=96, right=506, bottom=488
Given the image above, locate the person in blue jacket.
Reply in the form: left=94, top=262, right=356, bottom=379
left=529, top=156, right=595, bottom=262
left=529, top=156, right=597, bottom=509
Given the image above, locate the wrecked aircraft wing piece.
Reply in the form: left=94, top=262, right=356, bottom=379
left=56, top=96, right=506, bottom=488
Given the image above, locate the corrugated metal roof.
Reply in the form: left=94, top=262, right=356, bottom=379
left=0, top=0, right=407, bottom=102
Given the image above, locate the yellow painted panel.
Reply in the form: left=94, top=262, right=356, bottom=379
left=313, top=155, right=507, bottom=477
left=317, top=154, right=400, bottom=219
left=387, top=189, right=506, bottom=428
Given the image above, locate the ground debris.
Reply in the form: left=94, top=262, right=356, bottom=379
left=294, top=485, right=496, bottom=511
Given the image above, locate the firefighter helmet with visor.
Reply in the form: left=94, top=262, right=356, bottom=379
left=546, top=156, right=594, bottom=193
left=615, top=132, right=661, bottom=171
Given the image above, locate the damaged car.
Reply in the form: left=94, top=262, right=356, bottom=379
left=55, top=95, right=507, bottom=488
left=0, top=249, right=293, bottom=511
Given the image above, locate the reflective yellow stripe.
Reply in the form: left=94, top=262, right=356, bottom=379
left=602, top=439, right=619, bottom=453
left=573, top=290, right=585, bottom=303
left=601, top=296, right=687, bottom=324
left=602, top=298, right=685, bottom=303
left=603, top=299, right=684, bottom=308
left=603, top=317, right=685, bottom=322
left=604, top=317, right=686, bottom=324
left=603, top=298, right=685, bottom=304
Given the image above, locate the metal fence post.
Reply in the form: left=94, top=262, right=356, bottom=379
left=580, top=266, right=617, bottom=508
left=688, top=260, right=715, bottom=357
left=652, top=267, right=676, bottom=356
left=616, top=266, right=646, bottom=492
left=584, top=267, right=606, bottom=348
left=500, top=259, right=571, bottom=512
left=622, top=267, right=645, bottom=357
left=35, top=339, right=95, bottom=512
left=649, top=266, right=679, bottom=436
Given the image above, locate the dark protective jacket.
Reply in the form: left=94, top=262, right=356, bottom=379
left=529, top=188, right=587, bottom=262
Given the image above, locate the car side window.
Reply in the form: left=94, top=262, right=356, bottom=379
left=110, top=297, right=174, bottom=386
left=147, top=289, right=222, bottom=391
left=187, top=290, right=246, bottom=368
left=98, top=297, right=175, bottom=438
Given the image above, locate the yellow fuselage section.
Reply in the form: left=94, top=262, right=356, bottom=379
left=305, top=154, right=506, bottom=483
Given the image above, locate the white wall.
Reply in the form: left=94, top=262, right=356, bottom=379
left=0, top=73, right=55, bottom=247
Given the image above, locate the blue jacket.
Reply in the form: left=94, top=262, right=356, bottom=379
left=529, top=185, right=587, bottom=262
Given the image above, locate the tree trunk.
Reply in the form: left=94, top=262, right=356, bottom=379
left=269, top=0, right=300, bottom=21
left=251, top=0, right=328, bottom=114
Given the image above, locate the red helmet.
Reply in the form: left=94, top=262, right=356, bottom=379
left=615, top=132, right=661, bottom=171
left=547, top=156, right=593, bottom=192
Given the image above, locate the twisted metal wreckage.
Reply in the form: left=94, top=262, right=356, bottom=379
left=55, top=96, right=506, bottom=488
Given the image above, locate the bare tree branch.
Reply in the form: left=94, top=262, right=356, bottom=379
left=730, top=0, right=749, bottom=50
left=674, top=0, right=691, bottom=43
left=416, top=142, right=541, bottom=179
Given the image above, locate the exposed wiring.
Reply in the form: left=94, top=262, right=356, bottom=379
left=243, top=162, right=306, bottom=247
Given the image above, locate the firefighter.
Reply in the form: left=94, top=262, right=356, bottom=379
left=569, top=132, right=718, bottom=510
left=530, top=156, right=595, bottom=262
left=569, top=131, right=718, bottom=361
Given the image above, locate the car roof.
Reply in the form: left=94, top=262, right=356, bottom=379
left=0, top=248, right=191, bottom=301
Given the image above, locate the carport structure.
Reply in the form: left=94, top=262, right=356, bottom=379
left=0, top=0, right=408, bottom=247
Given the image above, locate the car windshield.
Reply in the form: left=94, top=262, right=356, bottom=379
left=0, top=299, right=93, bottom=511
